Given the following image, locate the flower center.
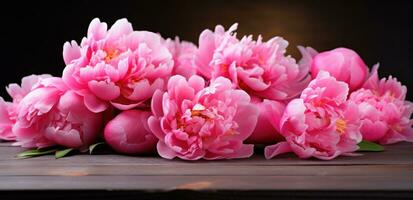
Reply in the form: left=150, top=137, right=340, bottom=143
left=335, top=118, right=347, bottom=135
left=220, top=64, right=229, bottom=74
left=104, top=49, right=120, bottom=63
left=190, top=104, right=209, bottom=119
left=314, top=99, right=327, bottom=107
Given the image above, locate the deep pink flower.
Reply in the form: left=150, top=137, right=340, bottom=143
left=104, top=110, right=157, bottom=155
left=300, top=46, right=369, bottom=91
left=148, top=75, right=259, bottom=160
left=349, top=65, right=413, bottom=144
left=0, top=75, right=51, bottom=141
left=164, top=37, right=197, bottom=79
left=195, top=24, right=310, bottom=101
left=265, top=71, right=362, bottom=160
left=63, top=18, right=173, bottom=112
left=13, top=78, right=103, bottom=149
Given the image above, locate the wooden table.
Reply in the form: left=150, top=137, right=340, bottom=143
left=0, top=142, right=412, bottom=199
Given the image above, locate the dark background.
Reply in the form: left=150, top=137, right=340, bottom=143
left=0, top=0, right=412, bottom=100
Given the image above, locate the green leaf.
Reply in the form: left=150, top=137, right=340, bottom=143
left=16, top=148, right=58, bottom=159
left=357, top=141, right=384, bottom=152
left=89, top=142, right=106, bottom=154
left=55, top=148, right=74, bottom=159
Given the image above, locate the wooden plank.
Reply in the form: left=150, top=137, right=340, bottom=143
left=1, top=142, right=412, bottom=166
left=0, top=141, right=412, bottom=192
left=0, top=142, right=14, bottom=146
left=0, top=175, right=412, bottom=191
left=0, top=164, right=412, bottom=176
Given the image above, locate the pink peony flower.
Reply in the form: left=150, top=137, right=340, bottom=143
left=164, top=37, right=197, bottom=79
left=62, top=18, right=173, bottom=112
left=195, top=23, right=310, bottom=101
left=104, top=110, right=157, bottom=155
left=300, top=46, right=369, bottom=91
left=349, top=65, right=413, bottom=144
left=265, top=71, right=362, bottom=160
left=13, top=77, right=103, bottom=149
left=148, top=75, right=259, bottom=160
left=0, top=74, right=51, bottom=141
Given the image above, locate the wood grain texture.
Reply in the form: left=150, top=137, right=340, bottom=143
left=0, top=142, right=413, bottom=199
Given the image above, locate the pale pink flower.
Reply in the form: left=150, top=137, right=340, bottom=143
left=104, top=110, right=157, bottom=155
left=13, top=78, right=103, bottom=149
left=63, top=18, right=173, bottom=112
left=349, top=65, right=413, bottom=144
left=0, top=75, right=51, bottom=141
left=300, top=46, right=369, bottom=91
left=148, top=75, right=259, bottom=160
left=164, top=37, right=197, bottom=79
left=195, top=23, right=310, bottom=101
left=265, top=71, right=362, bottom=160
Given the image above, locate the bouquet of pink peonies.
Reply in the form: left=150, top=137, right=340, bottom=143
left=0, top=18, right=412, bottom=160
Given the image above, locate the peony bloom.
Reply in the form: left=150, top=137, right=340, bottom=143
left=148, top=75, right=259, bottom=160
left=13, top=77, right=103, bottom=149
left=0, top=74, right=51, bottom=141
left=265, top=71, right=362, bottom=160
left=195, top=23, right=310, bottom=101
left=63, top=18, right=173, bottom=112
left=349, top=65, right=413, bottom=144
left=104, top=110, right=157, bottom=155
left=300, top=46, right=369, bottom=91
left=164, top=37, right=197, bottom=79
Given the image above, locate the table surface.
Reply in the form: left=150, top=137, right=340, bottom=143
left=1, top=142, right=413, bottom=199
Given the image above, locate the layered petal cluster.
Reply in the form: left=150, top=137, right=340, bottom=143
left=148, top=75, right=259, bottom=160
left=0, top=75, right=51, bottom=141
left=196, top=23, right=310, bottom=101
left=63, top=18, right=173, bottom=112
left=265, top=72, right=362, bottom=160
left=13, top=78, right=103, bottom=149
left=349, top=65, right=413, bottom=144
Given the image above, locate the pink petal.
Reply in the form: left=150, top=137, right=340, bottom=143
left=360, top=120, right=388, bottom=142
left=88, top=80, right=120, bottom=101
left=127, top=79, right=158, bottom=101
left=156, top=141, right=177, bottom=159
left=187, top=75, right=205, bottom=94
left=280, top=99, right=307, bottom=134
left=231, top=144, right=254, bottom=159
left=87, top=18, right=107, bottom=40
left=264, top=141, right=292, bottom=159
left=151, top=90, right=164, bottom=117
left=107, top=18, right=133, bottom=42
left=84, top=93, right=108, bottom=113
left=63, top=40, right=81, bottom=65
left=45, top=128, right=83, bottom=148
left=147, top=116, right=166, bottom=140
left=233, top=104, right=259, bottom=141
left=110, top=101, right=141, bottom=110
left=362, top=64, right=380, bottom=90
